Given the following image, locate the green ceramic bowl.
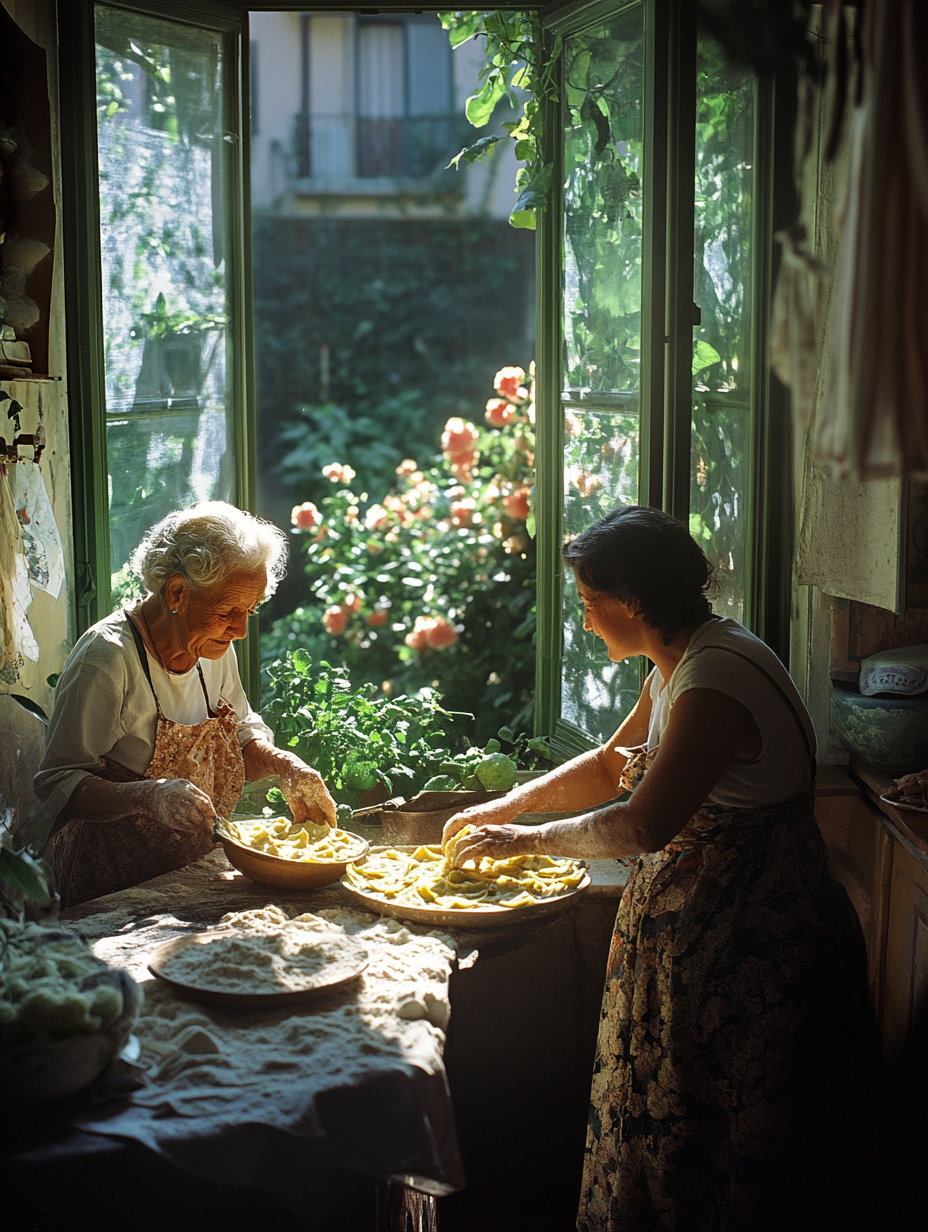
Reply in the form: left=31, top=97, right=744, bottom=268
left=830, top=679, right=928, bottom=777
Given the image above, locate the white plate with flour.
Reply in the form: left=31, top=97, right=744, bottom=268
left=148, top=929, right=368, bottom=1008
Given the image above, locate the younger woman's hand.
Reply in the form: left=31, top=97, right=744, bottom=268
left=450, top=823, right=538, bottom=867
left=442, top=799, right=519, bottom=848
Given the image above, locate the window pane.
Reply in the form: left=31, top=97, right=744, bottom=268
left=95, top=7, right=235, bottom=601
left=561, top=5, right=644, bottom=741
left=690, top=42, right=754, bottom=622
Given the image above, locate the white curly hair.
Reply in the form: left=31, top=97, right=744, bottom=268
left=131, top=502, right=288, bottom=598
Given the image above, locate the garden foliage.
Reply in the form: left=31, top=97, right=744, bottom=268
left=263, top=369, right=538, bottom=744
left=261, top=649, right=548, bottom=808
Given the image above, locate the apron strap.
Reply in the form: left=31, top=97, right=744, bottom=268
left=125, top=611, right=158, bottom=701
left=125, top=610, right=213, bottom=715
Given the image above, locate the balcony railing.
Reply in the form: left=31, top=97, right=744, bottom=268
left=287, top=113, right=472, bottom=191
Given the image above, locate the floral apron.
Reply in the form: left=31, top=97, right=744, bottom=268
left=52, top=615, right=245, bottom=909
left=578, top=654, right=873, bottom=1232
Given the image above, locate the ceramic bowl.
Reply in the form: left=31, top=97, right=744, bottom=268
left=830, top=679, right=928, bottom=777
left=0, top=1031, right=120, bottom=1102
left=215, top=828, right=369, bottom=889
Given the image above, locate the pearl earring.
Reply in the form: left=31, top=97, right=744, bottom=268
left=170, top=609, right=178, bottom=615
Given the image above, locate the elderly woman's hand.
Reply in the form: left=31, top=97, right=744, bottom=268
left=142, top=778, right=217, bottom=837
left=450, top=823, right=538, bottom=867
left=277, top=757, right=338, bottom=827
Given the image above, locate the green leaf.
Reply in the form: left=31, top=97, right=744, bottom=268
left=447, top=133, right=505, bottom=171
left=465, top=76, right=509, bottom=128
left=5, top=694, right=50, bottom=725
left=692, top=339, right=722, bottom=374
left=509, top=209, right=537, bottom=230
left=509, top=162, right=553, bottom=229
left=439, top=11, right=485, bottom=47
left=0, top=849, right=52, bottom=902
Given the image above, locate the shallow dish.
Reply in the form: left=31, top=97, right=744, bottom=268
left=340, top=846, right=591, bottom=929
left=879, top=793, right=928, bottom=815
left=214, top=825, right=369, bottom=890
left=147, top=931, right=368, bottom=1007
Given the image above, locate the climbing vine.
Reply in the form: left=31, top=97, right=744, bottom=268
left=440, top=11, right=560, bottom=228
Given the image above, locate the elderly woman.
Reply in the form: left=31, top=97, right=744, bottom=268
left=35, top=502, right=336, bottom=909
left=444, top=506, right=872, bottom=1232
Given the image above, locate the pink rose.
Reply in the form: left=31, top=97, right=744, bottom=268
left=425, top=616, right=458, bottom=650
left=322, top=463, right=356, bottom=485
left=450, top=498, right=476, bottom=527
left=485, top=398, right=516, bottom=428
left=404, top=617, right=431, bottom=650
left=493, top=366, right=526, bottom=399
left=322, top=606, right=347, bottom=635
left=341, top=593, right=362, bottom=614
left=449, top=451, right=477, bottom=482
left=441, top=418, right=480, bottom=458
left=366, top=608, right=389, bottom=627
left=395, top=458, right=418, bottom=477
left=502, top=488, right=531, bottom=521
left=365, top=504, right=390, bottom=531
left=291, top=501, right=321, bottom=531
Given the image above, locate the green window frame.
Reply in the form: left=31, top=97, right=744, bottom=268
left=533, top=0, right=795, bottom=757
left=58, top=0, right=260, bottom=695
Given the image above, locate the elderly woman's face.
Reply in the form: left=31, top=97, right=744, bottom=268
left=170, top=567, right=267, bottom=659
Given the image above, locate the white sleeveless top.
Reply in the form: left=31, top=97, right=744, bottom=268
left=647, top=618, right=816, bottom=807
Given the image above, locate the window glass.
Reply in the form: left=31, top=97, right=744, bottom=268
left=690, top=42, right=755, bottom=622
left=95, top=6, right=235, bottom=602
left=561, top=5, right=644, bottom=742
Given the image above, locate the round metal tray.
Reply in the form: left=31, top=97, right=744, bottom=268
left=880, top=793, right=928, bottom=814
left=339, top=863, right=591, bottom=930
left=147, top=931, right=368, bottom=1007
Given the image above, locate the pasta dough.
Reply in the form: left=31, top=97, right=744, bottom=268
left=224, top=817, right=366, bottom=863
left=345, top=826, right=586, bottom=911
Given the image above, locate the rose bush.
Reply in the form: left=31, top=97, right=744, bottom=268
left=264, top=366, right=537, bottom=743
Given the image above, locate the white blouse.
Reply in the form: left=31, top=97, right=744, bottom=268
left=34, top=610, right=273, bottom=831
left=647, top=617, right=816, bottom=807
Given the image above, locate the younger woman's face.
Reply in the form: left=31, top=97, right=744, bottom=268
left=577, top=581, right=642, bottom=661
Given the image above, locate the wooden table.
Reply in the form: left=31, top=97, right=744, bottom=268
left=3, top=849, right=627, bottom=1232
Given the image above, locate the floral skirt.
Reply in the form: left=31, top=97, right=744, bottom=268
left=578, top=791, right=872, bottom=1232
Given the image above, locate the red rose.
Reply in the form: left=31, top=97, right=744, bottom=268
left=340, top=594, right=362, bottom=614
left=493, top=366, right=526, bottom=400
left=322, top=606, right=348, bottom=635
left=502, top=488, right=531, bottom=521
left=291, top=501, right=321, bottom=531
left=485, top=398, right=516, bottom=428
left=441, top=418, right=480, bottom=458
left=366, top=608, right=389, bottom=627
left=425, top=617, right=458, bottom=650
left=450, top=498, right=475, bottom=527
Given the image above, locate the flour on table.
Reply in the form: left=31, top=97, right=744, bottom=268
left=158, top=930, right=362, bottom=994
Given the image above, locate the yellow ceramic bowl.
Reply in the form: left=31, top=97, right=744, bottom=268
left=215, top=827, right=370, bottom=890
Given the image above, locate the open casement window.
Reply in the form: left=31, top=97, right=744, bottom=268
left=534, top=0, right=791, bottom=756
left=60, top=0, right=258, bottom=690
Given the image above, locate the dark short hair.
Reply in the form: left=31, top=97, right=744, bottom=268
left=562, top=506, right=714, bottom=645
